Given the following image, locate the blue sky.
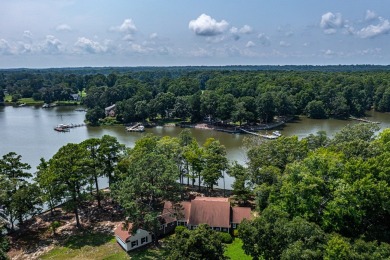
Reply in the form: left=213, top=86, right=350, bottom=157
left=0, top=0, right=389, bottom=68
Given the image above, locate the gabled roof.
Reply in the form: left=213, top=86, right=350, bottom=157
left=105, top=104, right=116, bottom=111
left=114, top=223, right=133, bottom=243
left=189, top=199, right=231, bottom=228
left=232, top=207, right=252, bottom=223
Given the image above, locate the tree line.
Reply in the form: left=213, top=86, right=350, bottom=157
left=2, top=68, right=390, bottom=125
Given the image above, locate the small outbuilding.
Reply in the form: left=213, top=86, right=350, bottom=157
left=114, top=223, right=152, bottom=252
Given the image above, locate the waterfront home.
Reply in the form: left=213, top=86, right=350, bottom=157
left=114, top=197, right=252, bottom=251
left=70, top=93, right=81, bottom=101
left=105, top=104, right=116, bottom=117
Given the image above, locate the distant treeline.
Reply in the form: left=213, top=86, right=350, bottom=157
left=1, top=65, right=390, bottom=125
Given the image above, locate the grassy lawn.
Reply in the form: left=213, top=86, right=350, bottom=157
left=19, top=97, right=44, bottom=105
left=224, top=238, right=252, bottom=260
left=40, top=232, right=167, bottom=260
left=40, top=232, right=129, bottom=260
left=39, top=231, right=250, bottom=260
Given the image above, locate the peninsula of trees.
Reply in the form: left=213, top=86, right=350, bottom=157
left=1, top=65, right=390, bottom=125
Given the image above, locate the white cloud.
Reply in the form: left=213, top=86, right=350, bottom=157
left=230, top=25, right=253, bottom=41
left=150, top=33, right=158, bottom=39
left=74, top=37, right=107, bottom=54
left=357, top=18, right=390, bottom=38
left=0, top=39, right=14, bottom=55
left=239, top=25, right=253, bottom=34
left=40, top=35, right=62, bottom=54
left=358, top=48, right=381, bottom=55
left=123, top=34, right=134, bottom=42
left=189, top=14, right=229, bottom=36
left=23, top=31, right=33, bottom=42
left=246, top=41, right=256, bottom=48
left=258, top=33, right=271, bottom=46
left=56, top=24, right=72, bottom=32
left=323, top=49, right=335, bottom=56
left=365, top=10, right=377, bottom=21
left=111, top=19, right=137, bottom=34
left=320, top=12, right=344, bottom=34
left=279, top=41, right=291, bottom=47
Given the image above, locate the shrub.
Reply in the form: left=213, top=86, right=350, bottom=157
left=175, top=225, right=186, bottom=234
left=219, top=232, right=233, bottom=244
left=233, top=229, right=239, bottom=237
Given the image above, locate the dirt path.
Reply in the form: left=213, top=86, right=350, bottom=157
left=7, top=199, right=124, bottom=260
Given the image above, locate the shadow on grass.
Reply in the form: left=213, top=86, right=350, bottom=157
left=127, top=244, right=168, bottom=260
left=63, top=230, right=113, bottom=249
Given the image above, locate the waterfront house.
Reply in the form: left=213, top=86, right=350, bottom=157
left=105, top=104, right=116, bottom=117
left=114, top=197, right=252, bottom=251
left=70, top=93, right=81, bottom=101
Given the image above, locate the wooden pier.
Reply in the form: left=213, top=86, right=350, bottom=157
left=53, top=123, right=86, bottom=132
left=349, top=116, right=380, bottom=124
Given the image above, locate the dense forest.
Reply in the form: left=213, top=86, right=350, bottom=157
left=1, top=66, right=390, bottom=126
left=1, top=124, right=390, bottom=258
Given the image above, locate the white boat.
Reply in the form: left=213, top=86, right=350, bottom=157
left=126, top=123, right=145, bottom=132
left=272, top=131, right=282, bottom=137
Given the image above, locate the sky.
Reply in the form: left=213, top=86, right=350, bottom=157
left=0, top=0, right=390, bottom=68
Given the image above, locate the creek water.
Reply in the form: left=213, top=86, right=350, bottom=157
left=1, top=105, right=390, bottom=189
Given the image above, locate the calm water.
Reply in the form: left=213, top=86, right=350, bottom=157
left=1, top=105, right=390, bottom=188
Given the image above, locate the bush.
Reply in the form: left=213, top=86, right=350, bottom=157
left=219, top=232, right=233, bottom=244
left=233, top=229, right=239, bottom=237
left=175, top=225, right=186, bottom=234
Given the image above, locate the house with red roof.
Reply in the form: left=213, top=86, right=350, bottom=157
left=114, top=197, right=251, bottom=251
left=114, top=223, right=152, bottom=252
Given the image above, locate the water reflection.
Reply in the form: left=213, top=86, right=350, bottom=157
left=1, top=106, right=390, bottom=189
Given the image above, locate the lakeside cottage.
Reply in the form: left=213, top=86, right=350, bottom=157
left=114, top=197, right=252, bottom=251
left=105, top=104, right=116, bottom=117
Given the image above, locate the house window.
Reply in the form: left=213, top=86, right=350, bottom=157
left=141, top=237, right=148, bottom=244
left=215, top=227, right=220, bottom=231
left=131, top=240, right=138, bottom=248
left=222, top=228, right=228, bottom=232
left=232, top=223, right=237, bottom=229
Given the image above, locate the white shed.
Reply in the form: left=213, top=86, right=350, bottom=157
left=114, top=223, right=152, bottom=251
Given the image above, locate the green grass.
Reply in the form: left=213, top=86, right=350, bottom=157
left=224, top=238, right=252, bottom=260
left=40, top=232, right=168, bottom=260
left=18, top=97, right=44, bottom=105
left=40, top=232, right=130, bottom=260
left=40, top=232, right=249, bottom=260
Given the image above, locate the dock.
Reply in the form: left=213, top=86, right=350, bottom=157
left=126, top=123, right=145, bottom=132
left=239, top=128, right=280, bottom=139
left=53, top=123, right=86, bottom=132
left=349, top=116, right=380, bottom=124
